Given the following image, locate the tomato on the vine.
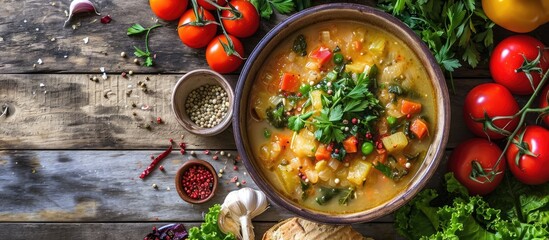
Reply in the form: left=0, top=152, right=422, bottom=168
left=197, top=0, right=227, bottom=11
left=221, top=0, right=260, bottom=38
left=206, top=34, right=244, bottom=73
left=490, top=35, right=549, bottom=95
left=178, top=8, right=217, bottom=49
left=448, top=138, right=506, bottom=195
left=539, top=84, right=549, bottom=126
left=150, top=0, right=188, bottom=21
left=463, top=83, right=520, bottom=139
left=506, top=125, right=549, bottom=185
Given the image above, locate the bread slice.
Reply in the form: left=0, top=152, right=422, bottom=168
left=263, top=217, right=374, bottom=240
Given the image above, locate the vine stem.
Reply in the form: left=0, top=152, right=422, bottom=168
left=488, top=57, right=549, bottom=177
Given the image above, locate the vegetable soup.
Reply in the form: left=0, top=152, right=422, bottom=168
left=247, top=20, right=436, bottom=214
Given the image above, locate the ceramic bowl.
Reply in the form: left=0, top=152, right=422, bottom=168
left=175, top=159, right=218, bottom=204
left=233, top=3, right=450, bottom=223
left=171, top=69, right=234, bottom=136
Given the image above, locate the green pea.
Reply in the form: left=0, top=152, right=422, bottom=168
left=361, top=141, right=374, bottom=155
left=387, top=116, right=397, bottom=126
left=333, top=53, right=344, bottom=64
left=299, top=84, right=311, bottom=95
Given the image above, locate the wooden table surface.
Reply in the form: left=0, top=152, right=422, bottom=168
left=1, top=0, right=548, bottom=239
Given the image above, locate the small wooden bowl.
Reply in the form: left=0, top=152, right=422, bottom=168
left=175, top=159, right=218, bottom=204
left=171, top=69, right=234, bottom=136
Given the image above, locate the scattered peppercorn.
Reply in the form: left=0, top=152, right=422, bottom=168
left=159, top=165, right=165, bottom=171
left=133, top=58, right=139, bottom=64
left=152, top=183, right=158, bottom=189
left=121, top=72, right=127, bottom=78
left=204, top=150, right=210, bottom=155
left=156, top=117, right=162, bottom=124
left=120, top=52, right=126, bottom=58
left=233, top=166, right=238, bottom=171
left=126, top=90, right=132, bottom=97
left=236, top=182, right=241, bottom=187
left=128, top=70, right=133, bottom=76
left=185, top=84, right=229, bottom=128
left=212, top=155, right=218, bottom=160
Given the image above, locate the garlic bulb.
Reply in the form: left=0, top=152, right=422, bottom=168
left=218, top=188, right=269, bottom=240
left=64, top=0, right=100, bottom=27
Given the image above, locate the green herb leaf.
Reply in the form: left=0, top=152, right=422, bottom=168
left=288, top=111, right=313, bottom=131
left=127, top=24, right=147, bottom=35
left=377, top=0, right=495, bottom=91
left=339, top=187, right=355, bottom=205
left=270, top=0, right=294, bottom=14
left=128, top=23, right=162, bottom=67
left=188, top=204, right=237, bottom=240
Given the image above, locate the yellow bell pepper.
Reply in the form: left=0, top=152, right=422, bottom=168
left=482, top=0, right=549, bottom=33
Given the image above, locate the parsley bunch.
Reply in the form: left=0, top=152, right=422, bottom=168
left=127, top=23, right=162, bottom=67
left=377, top=0, right=494, bottom=89
left=288, top=69, right=381, bottom=144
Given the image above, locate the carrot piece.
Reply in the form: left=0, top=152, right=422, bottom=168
left=315, top=144, right=331, bottom=161
left=342, top=136, right=358, bottom=153
left=279, top=72, right=300, bottom=92
left=410, top=119, right=428, bottom=139
left=275, top=134, right=291, bottom=150
left=353, top=41, right=362, bottom=51
left=400, top=99, right=422, bottom=115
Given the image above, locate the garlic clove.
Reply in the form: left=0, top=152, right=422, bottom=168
left=64, top=0, right=101, bottom=27
left=218, top=188, right=269, bottom=240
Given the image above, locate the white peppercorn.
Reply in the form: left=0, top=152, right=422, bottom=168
left=185, top=84, right=230, bottom=128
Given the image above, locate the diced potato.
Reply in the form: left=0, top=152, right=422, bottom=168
left=382, top=132, right=409, bottom=153
left=328, top=158, right=341, bottom=170
left=306, top=70, right=321, bottom=84
left=369, top=37, right=386, bottom=57
left=347, top=160, right=373, bottom=186
left=277, top=165, right=300, bottom=195
left=305, top=61, right=320, bottom=70
left=310, top=90, right=323, bottom=113
left=305, top=169, right=319, bottom=184
left=320, top=31, right=331, bottom=43
left=345, top=63, right=366, bottom=73
left=318, top=168, right=334, bottom=182
left=291, top=129, right=318, bottom=158
left=258, top=141, right=281, bottom=169
left=315, top=160, right=328, bottom=171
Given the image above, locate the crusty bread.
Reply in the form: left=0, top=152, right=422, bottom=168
left=262, top=217, right=373, bottom=240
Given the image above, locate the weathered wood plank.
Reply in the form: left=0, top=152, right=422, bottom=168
left=0, top=74, right=500, bottom=150
left=1, top=0, right=546, bottom=75
left=0, top=0, right=371, bottom=74
left=0, top=74, right=238, bottom=150
left=0, top=150, right=453, bottom=223
left=0, top=222, right=399, bottom=240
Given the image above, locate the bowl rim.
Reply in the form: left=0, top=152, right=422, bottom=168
left=174, top=159, right=219, bottom=204
left=233, top=3, right=450, bottom=223
left=171, top=69, right=234, bottom=137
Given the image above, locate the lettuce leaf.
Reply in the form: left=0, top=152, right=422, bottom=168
left=396, top=173, right=549, bottom=240
left=188, top=204, right=236, bottom=240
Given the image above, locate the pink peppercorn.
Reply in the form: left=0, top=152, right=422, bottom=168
left=181, top=165, right=214, bottom=200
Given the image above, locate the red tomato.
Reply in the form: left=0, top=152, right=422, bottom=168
left=150, top=0, right=188, bottom=21
left=490, top=35, right=549, bottom=95
left=463, top=83, right=520, bottom=139
left=448, top=138, right=506, bottom=195
left=221, top=0, right=260, bottom=38
left=197, top=0, right=227, bottom=10
left=539, top=84, right=549, bottom=126
left=178, top=9, right=217, bottom=49
left=206, top=34, right=244, bottom=73
left=506, top=125, right=549, bottom=185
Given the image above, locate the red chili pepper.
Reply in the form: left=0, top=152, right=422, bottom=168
left=139, top=145, right=173, bottom=179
